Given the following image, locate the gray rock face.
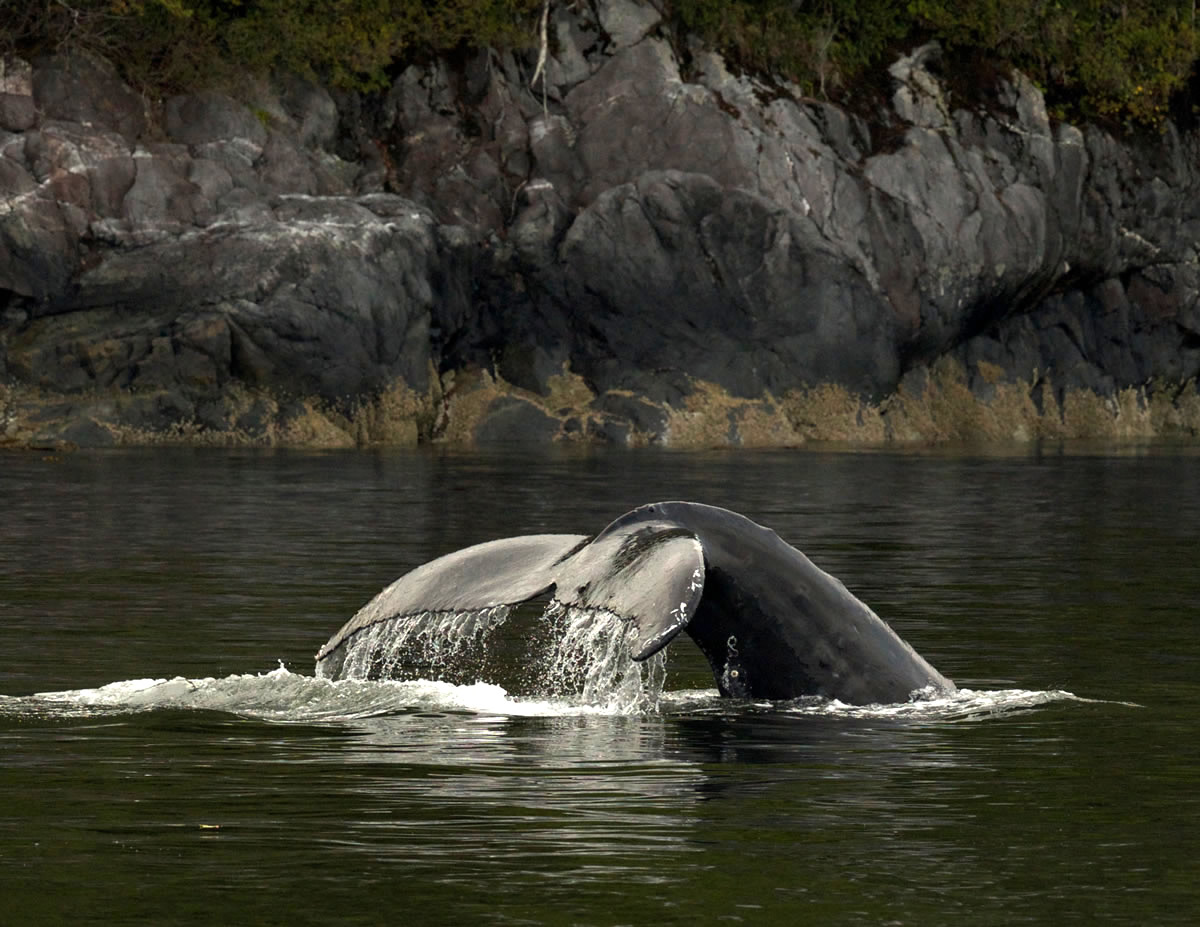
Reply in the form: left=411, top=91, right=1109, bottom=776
left=7, top=197, right=440, bottom=403
left=3, top=8, right=1200, bottom=446
left=0, top=56, right=36, bottom=131
left=2, top=71, right=446, bottom=438
left=552, top=170, right=897, bottom=398
left=596, top=0, right=662, bottom=50
left=31, top=52, right=147, bottom=140
left=165, top=91, right=269, bottom=148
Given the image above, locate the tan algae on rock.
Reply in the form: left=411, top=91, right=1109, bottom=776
left=3, top=361, right=1198, bottom=450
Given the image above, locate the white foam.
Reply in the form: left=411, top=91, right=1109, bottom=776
left=773, top=686, right=1103, bottom=721
left=0, top=666, right=1108, bottom=725
left=3, top=665, right=654, bottom=722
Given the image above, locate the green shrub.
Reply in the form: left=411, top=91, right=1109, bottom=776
left=908, top=0, right=1199, bottom=127
left=670, top=0, right=1199, bottom=128
left=0, top=0, right=541, bottom=93
left=1, top=1, right=1197, bottom=129
left=221, top=0, right=542, bottom=90
left=671, top=0, right=908, bottom=95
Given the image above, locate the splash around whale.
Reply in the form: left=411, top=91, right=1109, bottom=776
left=316, top=502, right=956, bottom=706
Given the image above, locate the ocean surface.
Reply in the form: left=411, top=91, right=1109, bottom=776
left=2, top=444, right=1197, bottom=925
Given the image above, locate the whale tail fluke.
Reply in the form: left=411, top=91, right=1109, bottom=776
left=314, top=522, right=707, bottom=680
left=314, top=534, right=588, bottom=679
left=316, top=502, right=956, bottom=704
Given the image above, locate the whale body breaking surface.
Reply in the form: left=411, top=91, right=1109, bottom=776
left=316, top=502, right=956, bottom=705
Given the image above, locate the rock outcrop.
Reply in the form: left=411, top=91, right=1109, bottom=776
left=2, top=2, right=1198, bottom=448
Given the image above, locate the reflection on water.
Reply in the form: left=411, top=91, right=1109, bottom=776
left=1, top=446, right=1198, bottom=925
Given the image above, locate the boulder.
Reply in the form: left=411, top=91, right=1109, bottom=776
left=278, top=74, right=340, bottom=151
left=0, top=57, right=36, bottom=131
left=596, top=0, right=663, bottom=50
left=473, top=396, right=560, bottom=444
left=123, top=146, right=207, bottom=228
left=547, top=170, right=896, bottom=398
left=165, top=91, right=268, bottom=148
left=31, top=52, right=146, bottom=140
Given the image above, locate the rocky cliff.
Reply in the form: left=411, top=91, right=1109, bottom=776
left=2, top=1, right=1199, bottom=449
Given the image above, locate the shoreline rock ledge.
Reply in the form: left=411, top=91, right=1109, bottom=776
left=2, top=2, right=1199, bottom=449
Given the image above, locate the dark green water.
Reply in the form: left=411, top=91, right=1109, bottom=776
left=1, top=446, right=1197, bottom=925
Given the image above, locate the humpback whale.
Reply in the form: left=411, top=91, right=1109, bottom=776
left=316, top=502, right=955, bottom=705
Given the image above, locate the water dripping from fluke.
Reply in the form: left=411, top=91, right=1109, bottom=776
left=536, top=599, right=667, bottom=713
left=317, top=599, right=669, bottom=713
left=316, top=605, right=513, bottom=683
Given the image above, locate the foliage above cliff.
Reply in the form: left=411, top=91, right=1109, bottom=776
left=673, top=0, right=1200, bottom=128
left=2, top=0, right=1198, bottom=128
left=0, top=0, right=542, bottom=92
